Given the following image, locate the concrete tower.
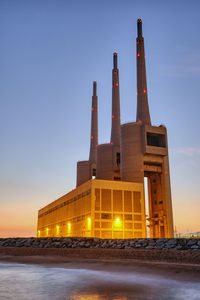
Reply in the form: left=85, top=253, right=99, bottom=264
left=96, top=53, right=121, bottom=180
left=76, top=81, right=98, bottom=186
left=136, top=19, right=151, bottom=125
left=121, top=19, right=174, bottom=238
left=111, top=52, right=121, bottom=145
left=89, top=81, right=98, bottom=171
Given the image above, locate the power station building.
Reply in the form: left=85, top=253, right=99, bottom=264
left=37, top=19, right=174, bottom=239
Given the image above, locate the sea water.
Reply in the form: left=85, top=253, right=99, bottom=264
left=0, top=262, right=200, bottom=300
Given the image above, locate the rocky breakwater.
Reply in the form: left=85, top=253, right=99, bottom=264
left=0, top=237, right=200, bottom=250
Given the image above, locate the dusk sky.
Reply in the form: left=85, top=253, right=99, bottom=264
left=0, top=0, right=200, bottom=237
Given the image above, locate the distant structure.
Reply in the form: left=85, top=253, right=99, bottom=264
left=37, top=19, right=174, bottom=239
left=175, top=231, right=200, bottom=238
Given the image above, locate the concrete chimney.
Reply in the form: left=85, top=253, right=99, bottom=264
left=136, top=19, right=151, bottom=125
left=89, top=81, right=98, bottom=165
left=110, top=52, right=121, bottom=145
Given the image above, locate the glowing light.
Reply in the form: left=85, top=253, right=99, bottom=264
left=110, top=141, right=113, bottom=145
left=87, top=217, right=91, bottom=230
left=67, top=222, right=71, bottom=232
left=56, top=225, right=60, bottom=234
left=116, top=218, right=120, bottom=224
left=143, top=89, right=146, bottom=93
left=112, top=115, right=115, bottom=119
left=116, top=82, right=119, bottom=87
left=46, top=228, right=49, bottom=236
left=137, top=53, right=140, bottom=57
left=91, top=136, right=93, bottom=139
left=114, top=217, right=121, bottom=227
left=92, top=107, right=94, bottom=111
left=38, top=230, right=40, bottom=237
left=138, top=119, right=142, bottom=124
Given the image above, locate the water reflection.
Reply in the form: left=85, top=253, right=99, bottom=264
left=70, top=294, right=127, bottom=300
left=0, top=262, right=200, bottom=300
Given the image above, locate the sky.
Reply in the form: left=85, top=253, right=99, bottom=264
left=0, top=0, right=200, bottom=237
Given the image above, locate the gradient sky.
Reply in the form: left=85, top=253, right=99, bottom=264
left=0, top=0, right=200, bottom=237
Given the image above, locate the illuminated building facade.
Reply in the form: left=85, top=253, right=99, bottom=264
left=37, top=19, right=174, bottom=239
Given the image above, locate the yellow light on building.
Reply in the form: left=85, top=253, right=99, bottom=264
left=46, top=228, right=49, bottom=236
left=38, top=230, right=40, bottom=237
left=56, top=225, right=60, bottom=235
left=115, top=217, right=121, bottom=226
left=87, top=217, right=91, bottom=230
left=67, top=222, right=71, bottom=234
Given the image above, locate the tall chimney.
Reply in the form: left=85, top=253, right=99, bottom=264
left=136, top=19, right=151, bottom=125
left=89, top=81, right=98, bottom=164
left=110, top=52, right=121, bottom=145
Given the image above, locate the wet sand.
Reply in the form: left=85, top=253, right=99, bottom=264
left=0, top=247, right=200, bottom=282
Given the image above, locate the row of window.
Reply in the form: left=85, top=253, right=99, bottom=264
left=38, top=189, right=91, bottom=218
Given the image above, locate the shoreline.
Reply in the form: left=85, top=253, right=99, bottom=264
left=1, top=246, right=200, bottom=264
left=0, top=247, right=200, bottom=282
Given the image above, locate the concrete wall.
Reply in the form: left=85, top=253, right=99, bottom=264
left=76, top=160, right=91, bottom=187
left=121, top=122, right=144, bottom=183
left=96, top=144, right=114, bottom=180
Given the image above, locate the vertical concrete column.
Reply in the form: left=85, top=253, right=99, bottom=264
left=162, top=155, right=174, bottom=237
left=89, top=81, right=98, bottom=165
left=136, top=19, right=151, bottom=125
left=111, top=52, right=121, bottom=146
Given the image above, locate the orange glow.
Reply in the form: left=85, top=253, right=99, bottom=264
left=116, top=82, right=119, bottom=87
left=115, top=217, right=120, bottom=224
left=143, top=89, right=146, bottom=93
left=112, top=115, right=115, bottom=119
left=137, top=53, right=140, bottom=57
left=110, top=141, right=113, bottom=145
left=87, top=217, right=91, bottom=230
left=56, top=225, right=59, bottom=234
left=114, top=217, right=122, bottom=228
left=38, top=230, right=40, bottom=237
left=91, top=136, right=93, bottom=139
left=67, top=222, right=71, bottom=234
left=46, top=228, right=49, bottom=236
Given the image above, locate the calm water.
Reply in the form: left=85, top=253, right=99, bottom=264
left=0, top=262, right=200, bottom=300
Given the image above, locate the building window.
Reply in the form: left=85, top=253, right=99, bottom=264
left=92, top=168, right=96, bottom=176
left=146, top=132, right=166, bottom=147
left=116, top=152, right=120, bottom=165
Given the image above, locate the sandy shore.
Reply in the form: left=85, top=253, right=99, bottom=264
left=0, top=247, right=200, bottom=282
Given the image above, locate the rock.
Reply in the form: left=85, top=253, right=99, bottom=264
left=187, top=239, right=197, bottom=246
left=175, top=245, right=183, bottom=250
left=177, top=239, right=187, bottom=246
left=191, top=245, right=199, bottom=249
